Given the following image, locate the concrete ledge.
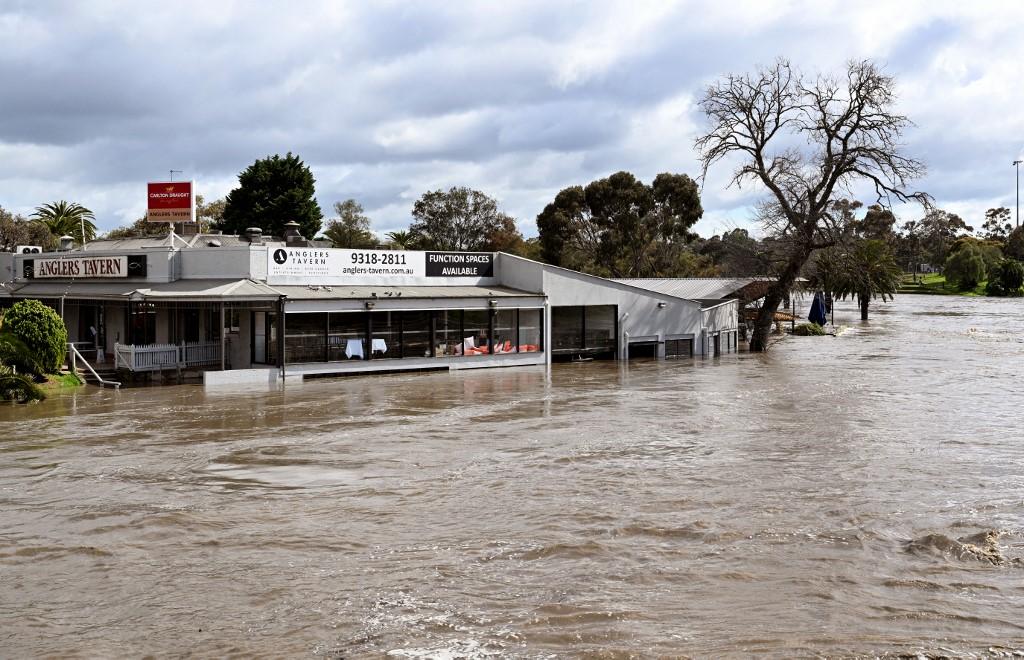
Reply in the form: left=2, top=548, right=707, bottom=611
left=283, top=351, right=546, bottom=377
left=204, top=367, right=280, bottom=388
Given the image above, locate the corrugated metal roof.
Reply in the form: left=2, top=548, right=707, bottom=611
left=269, top=284, right=540, bottom=300
left=4, top=278, right=281, bottom=300
left=614, top=278, right=767, bottom=299
left=76, top=234, right=285, bottom=251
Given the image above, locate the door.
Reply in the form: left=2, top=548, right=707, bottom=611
left=252, top=311, right=267, bottom=363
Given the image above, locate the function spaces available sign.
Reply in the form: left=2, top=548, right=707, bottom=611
left=147, top=181, right=195, bottom=222
left=267, top=248, right=496, bottom=286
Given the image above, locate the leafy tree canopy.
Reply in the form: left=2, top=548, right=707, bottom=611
left=536, top=171, right=702, bottom=277
left=985, top=259, right=1024, bottom=297
left=0, top=206, right=55, bottom=252
left=980, top=207, right=1012, bottom=242
left=220, top=153, right=323, bottom=239
left=1006, top=226, right=1024, bottom=260
left=810, top=239, right=902, bottom=320
left=409, top=187, right=522, bottom=252
left=323, top=199, right=378, bottom=249
left=918, top=209, right=973, bottom=267
left=31, top=201, right=97, bottom=246
left=944, top=243, right=986, bottom=291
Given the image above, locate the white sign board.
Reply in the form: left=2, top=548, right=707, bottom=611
left=33, top=256, right=129, bottom=279
left=267, top=248, right=497, bottom=286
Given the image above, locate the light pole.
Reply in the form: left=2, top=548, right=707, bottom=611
left=1015, top=160, right=1022, bottom=228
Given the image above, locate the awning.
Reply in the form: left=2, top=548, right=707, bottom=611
left=267, top=284, right=540, bottom=300
left=3, top=278, right=283, bottom=302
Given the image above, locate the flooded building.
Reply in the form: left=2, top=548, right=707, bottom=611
left=0, top=229, right=738, bottom=386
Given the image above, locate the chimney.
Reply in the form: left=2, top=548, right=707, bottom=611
left=244, top=227, right=264, bottom=245
left=283, top=221, right=308, bottom=247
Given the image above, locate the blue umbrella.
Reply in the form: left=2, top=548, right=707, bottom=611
left=808, top=291, right=827, bottom=326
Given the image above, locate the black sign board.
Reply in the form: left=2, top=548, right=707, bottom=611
left=425, top=252, right=494, bottom=277
left=22, top=255, right=147, bottom=279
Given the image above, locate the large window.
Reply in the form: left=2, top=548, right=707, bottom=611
left=551, top=305, right=615, bottom=356
left=585, top=306, right=616, bottom=351
left=551, top=306, right=583, bottom=351
left=282, top=306, right=545, bottom=364
left=462, top=309, right=490, bottom=356
left=286, top=313, right=327, bottom=363
left=402, top=311, right=433, bottom=358
left=436, top=310, right=462, bottom=357
left=519, top=309, right=542, bottom=352
left=329, top=312, right=367, bottom=360
left=370, top=311, right=400, bottom=359
left=493, top=309, right=518, bottom=354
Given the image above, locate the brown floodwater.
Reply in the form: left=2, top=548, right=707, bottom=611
left=2, top=295, right=1023, bottom=658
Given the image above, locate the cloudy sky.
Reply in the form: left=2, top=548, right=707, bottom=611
left=2, top=0, right=1023, bottom=239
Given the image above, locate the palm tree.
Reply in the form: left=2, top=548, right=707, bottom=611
left=31, top=201, right=97, bottom=246
left=385, top=230, right=417, bottom=250
left=835, top=239, right=903, bottom=321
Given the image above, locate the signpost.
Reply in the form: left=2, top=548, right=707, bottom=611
left=147, top=181, right=195, bottom=223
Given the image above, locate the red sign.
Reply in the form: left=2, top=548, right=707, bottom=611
left=147, top=181, right=194, bottom=222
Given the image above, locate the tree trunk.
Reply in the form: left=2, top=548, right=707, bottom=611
left=860, top=295, right=869, bottom=321
left=749, top=247, right=810, bottom=352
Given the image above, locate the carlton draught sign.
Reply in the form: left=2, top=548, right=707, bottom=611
left=147, top=181, right=195, bottom=222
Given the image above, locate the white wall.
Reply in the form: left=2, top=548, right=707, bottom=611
left=180, top=248, right=254, bottom=280
left=541, top=267, right=704, bottom=343
left=496, top=253, right=544, bottom=293
left=701, top=300, right=739, bottom=334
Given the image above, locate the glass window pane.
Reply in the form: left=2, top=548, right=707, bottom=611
left=493, top=309, right=517, bottom=353
left=401, top=310, right=433, bottom=358
left=435, top=310, right=462, bottom=357
left=370, top=311, right=400, bottom=359
left=462, top=309, right=490, bottom=357
left=519, top=308, right=542, bottom=352
left=285, top=312, right=326, bottom=363
left=585, top=305, right=616, bottom=350
left=551, top=306, right=582, bottom=351
left=328, top=312, right=367, bottom=360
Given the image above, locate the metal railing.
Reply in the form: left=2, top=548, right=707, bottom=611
left=114, top=341, right=222, bottom=372
left=68, top=343, right=120, bottom=388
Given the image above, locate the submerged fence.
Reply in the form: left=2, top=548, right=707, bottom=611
left=114, top=341, right=222, bottom=372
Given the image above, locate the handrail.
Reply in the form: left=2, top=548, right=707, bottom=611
left=68, top=343, right=121, bottom=389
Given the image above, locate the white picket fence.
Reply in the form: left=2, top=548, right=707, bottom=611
left=114, top=341, right=222, bottom=372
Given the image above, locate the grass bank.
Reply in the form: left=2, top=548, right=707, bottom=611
left=898, top=273, right=986, bottom=297
left=40, top=371, right=84, bottom=391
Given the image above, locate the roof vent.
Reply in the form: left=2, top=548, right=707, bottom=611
left=243, top=227, right=264, bottom=245
left=58, top=235, right=75, bottom=251
left=283, top=221, right=308, bottom=247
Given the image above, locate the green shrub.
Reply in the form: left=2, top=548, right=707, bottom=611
left=793, top=322, right=826, bottom=336
left=0, top=364, right=45, bottom=402
left=944, top=245, right=986, bottom=291
left=985, top=259, right=1024, bottom=297
left=0, top=300, right=68, bottom=374
left=0, top=332, right=47, bottom=377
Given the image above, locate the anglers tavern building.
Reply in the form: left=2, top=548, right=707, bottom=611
left=0, top=229, right=739, bottom=387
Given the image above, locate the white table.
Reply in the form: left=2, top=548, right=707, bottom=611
left=345, top=338, right=364, bottom=359
left=371, top=338, right=388, bottom=354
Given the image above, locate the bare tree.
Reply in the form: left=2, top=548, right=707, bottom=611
left=695, top=59, right=929, bottom=350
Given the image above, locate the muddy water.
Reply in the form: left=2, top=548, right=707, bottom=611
left=2, top=295, right=1023, bottom=658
